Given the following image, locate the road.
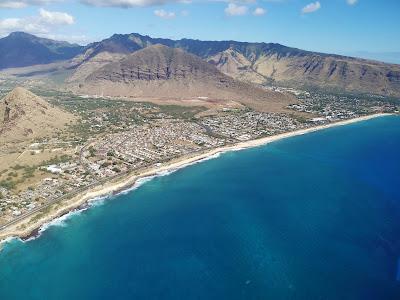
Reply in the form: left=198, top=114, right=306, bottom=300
left=0, top=152, right=184, bottom=233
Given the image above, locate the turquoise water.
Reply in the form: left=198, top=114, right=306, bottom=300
left=1, top=116, right=400, bottom=299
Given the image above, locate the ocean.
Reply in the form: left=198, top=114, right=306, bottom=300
left=1, top=115, right=400, bottom=299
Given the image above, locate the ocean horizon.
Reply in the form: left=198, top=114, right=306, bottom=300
left=1, top=115, right=400, bottom=299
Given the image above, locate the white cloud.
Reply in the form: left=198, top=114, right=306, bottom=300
left=0, top=0, right=60, bottom=8
left=301, top=1, right=321, bottom=14
left=253, top=7, right=266, bottom=16
left=0, top=1, right=27, bottom=8
left=213, top=0, right=255, bottom=3
left=0, top=17, right=48, bottom=35
left=225, top=3, right=248, bottom=16
left=0, top=9, right=75, bottom=37
left=81, top=0, right=186, bottom=7
left=39, top=8, right=74, bottom=25
left=346, top=0, right=357, bottom=5
left=154, top=9, right=176, bottom=19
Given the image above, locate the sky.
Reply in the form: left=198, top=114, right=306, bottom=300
left=0, top=0, right=399, bottom=57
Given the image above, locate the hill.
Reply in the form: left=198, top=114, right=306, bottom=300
left=74, top=32, right=400, bottom=98
left=0, top=87, right=76, bottom=143
left=0, top=32, right=83, bottom=70
left=78, top=45, right=294, bottom=112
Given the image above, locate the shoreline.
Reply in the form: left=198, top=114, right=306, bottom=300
left=0, top=113, right=393, bottom=247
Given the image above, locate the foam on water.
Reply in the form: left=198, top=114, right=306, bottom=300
left=38, top=210, right=81, bottom=234
left=1, top=151, right=228, bottom=248
left=113, top=151, right=224, bottom=196
left=0, top=236, right=18, bottom=252
left=1, top=115, right=400, bottom=299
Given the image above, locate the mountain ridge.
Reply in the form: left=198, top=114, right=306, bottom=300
left=81, top=32, right=349, bottom=64
left=2, top=32, right=400, bottom=98
left=0, top=32, right=84, bottom=70
left=78, top=44, right=295, bottom=112
left=72, top=32, right=400, bottom=98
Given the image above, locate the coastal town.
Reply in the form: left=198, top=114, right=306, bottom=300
left=2, top=6, right=400, bottom=297
left=0, top=87, right=398, bottom=230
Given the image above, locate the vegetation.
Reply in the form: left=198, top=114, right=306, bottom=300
left=42, top=154, right=71, bottom=166
left=112, top=167, right=121, bottom=173
left=88, top=146, right=96, bottom=157
left=0, top=179, right=17, bottom=190
left=11, top=164, right=24, bottom=171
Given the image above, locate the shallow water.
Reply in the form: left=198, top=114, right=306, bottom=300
left=1, top=116, right=400, bottom=299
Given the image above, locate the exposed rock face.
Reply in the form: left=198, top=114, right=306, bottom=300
left=207, top=48, right=266, bottom=84
left=67, top=51, right=126, bottom=83
left=208, top=48, right=400, bottom=97
left=79, top=45, right=295, bottom=112
left=3, top=31, right=398, bottom=97
left=3, top=101, right=10, bottom=123
left=76, top=32, right=400, bottom=97
left=87, top=44, right=223, bottom=83
left=244, top=53, right=400, bottom=96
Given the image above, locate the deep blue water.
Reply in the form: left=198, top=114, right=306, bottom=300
left=1, top=116, right=400, bottom=300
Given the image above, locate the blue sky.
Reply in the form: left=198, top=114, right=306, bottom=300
left=0, top=0, right=399, bottom=56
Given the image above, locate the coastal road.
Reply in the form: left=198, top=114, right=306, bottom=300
left=0, top=153, right=183, bottom=233
left=0, top=180, right=102, bottom=232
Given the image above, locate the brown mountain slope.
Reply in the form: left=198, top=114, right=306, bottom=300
left=208, top=48, right=400, bottom=96
left=2, top=32, right=398, bottom=98
left=0, top=87, right=76, bottom=143
left=77, top=45, right=295, bottom=112
left=67, top=51, right=126, bottom=83
left=207, top=48, right=266, bottom=84
left=70, top=33, right=400, bottom=97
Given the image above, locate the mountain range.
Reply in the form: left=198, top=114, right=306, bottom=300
left=78, top=44, right=294, bottom=112
left=1, top=32, right=400, bottom=98
left=0, top=32, right=83, bottom=70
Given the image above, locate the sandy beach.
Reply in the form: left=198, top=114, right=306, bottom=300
left=0, top=113, right=392, bottom=245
